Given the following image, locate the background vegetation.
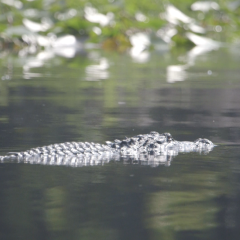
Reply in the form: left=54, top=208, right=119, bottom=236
left=1, top=0, right=240, bottom=51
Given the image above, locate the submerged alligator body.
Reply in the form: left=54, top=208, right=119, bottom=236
left=0, top=132, right=215, bottom=167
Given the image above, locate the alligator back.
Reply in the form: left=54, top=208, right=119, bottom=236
left=0, top=132, right=215, bottom=167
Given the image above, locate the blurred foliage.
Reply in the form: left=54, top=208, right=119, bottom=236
left=0, top=0, right=240, bottom=51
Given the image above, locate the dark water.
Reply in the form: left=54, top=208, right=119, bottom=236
left=0, top=47, right=240, bottom=240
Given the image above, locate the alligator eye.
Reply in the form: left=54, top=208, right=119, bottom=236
left=164, top=133, right=172, bottom=137
left=202, top=139, right=211, bottom=144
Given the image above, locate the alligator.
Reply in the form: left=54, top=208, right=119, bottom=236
left=0, top=132, right=215, bottom=167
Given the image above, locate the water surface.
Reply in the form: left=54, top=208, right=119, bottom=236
left=0, top=47, right=240, bottom=240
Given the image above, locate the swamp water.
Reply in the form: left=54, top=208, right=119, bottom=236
left=0, top=47, right=240, bottom=240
